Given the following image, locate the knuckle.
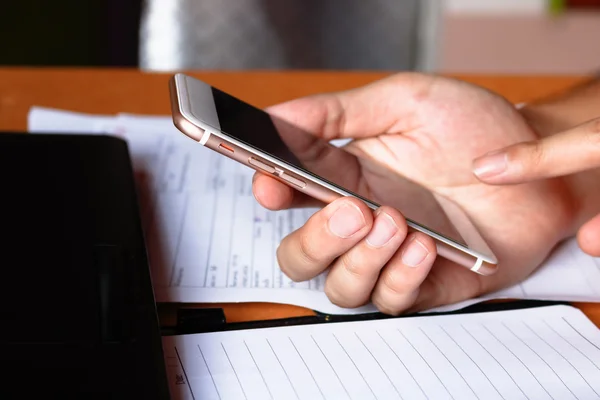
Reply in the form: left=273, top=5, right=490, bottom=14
left=324, top=281, right=350, bottom=308
left=372, top=297, right=404, bottom=316
left=276, top=245, right=302, bottom=282
left=297, top=231, right=323, bottom=267
left=518, top=140, right=545, bottom=169
left=338, top=251, right=372, bottom=279
left=374, top=303, right=399, bottom=316
left=324, top=275, right=367, bottom=309
left=372, top=284, right=421, bottom=315
left=381, top=267, right=411, bottom=296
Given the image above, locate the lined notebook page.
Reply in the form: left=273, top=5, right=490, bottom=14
left=162, top=305, right=600, bottom=400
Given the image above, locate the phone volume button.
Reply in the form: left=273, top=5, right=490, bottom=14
left=248, top=157, right=276, bottom=174
left=280, top=172, right=306, bottom=188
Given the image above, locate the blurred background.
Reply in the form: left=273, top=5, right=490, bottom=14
left=1, top=0, right=599, bottom=74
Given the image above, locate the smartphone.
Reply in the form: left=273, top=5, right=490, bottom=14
left=168, top=73, right=499, bottom=275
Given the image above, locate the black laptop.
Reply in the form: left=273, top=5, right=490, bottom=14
left=0, top=133, right=170, bottom=399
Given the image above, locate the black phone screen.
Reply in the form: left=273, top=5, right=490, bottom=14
left=212, top=88, right=311, bottom=173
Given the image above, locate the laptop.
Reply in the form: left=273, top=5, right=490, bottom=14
left=0, top=133, right=170, bottom=398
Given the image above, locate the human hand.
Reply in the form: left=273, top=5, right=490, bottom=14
left=253, top=73, right=576, bottom=314
left=473, top=116, right=600, bottom=256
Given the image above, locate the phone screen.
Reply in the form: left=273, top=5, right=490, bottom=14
left=211, top=87, right=309, bottom=172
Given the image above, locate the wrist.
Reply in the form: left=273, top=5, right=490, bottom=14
left=519, top=103, right=576, bottom=138
left=519, top=78, right=600, bottom=137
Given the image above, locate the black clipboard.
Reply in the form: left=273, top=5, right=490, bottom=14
left=163, top=300, right=571, bottom=336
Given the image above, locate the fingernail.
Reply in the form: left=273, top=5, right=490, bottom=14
left=402, top=237, right=429, bottom=267
left=366, top=212, right=398, bottom=247
left=328, top=203, right=365, bottom=238
left=472, top=151, right=508, bottom=179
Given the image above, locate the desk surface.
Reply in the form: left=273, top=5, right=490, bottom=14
left=1, top=67, right=598, bottom=327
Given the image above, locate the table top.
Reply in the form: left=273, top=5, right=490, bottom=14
left=1, top=67, right=598, bottom=328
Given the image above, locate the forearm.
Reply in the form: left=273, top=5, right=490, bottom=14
left=519, top=77, right=600, bottom=136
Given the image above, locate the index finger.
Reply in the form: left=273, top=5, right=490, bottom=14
left=252, top=172, right=324, bottom=210
left=472, top=116, right=600, bottom=184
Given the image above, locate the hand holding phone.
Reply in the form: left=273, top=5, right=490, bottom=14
left=169, top=73, right=499, bottom=278
left=168, top=71, right=583, bottom=315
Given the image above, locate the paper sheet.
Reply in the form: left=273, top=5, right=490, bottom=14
left=27, top=107, right=600, bottom=314
left=162, top=305, right=600, bottom=399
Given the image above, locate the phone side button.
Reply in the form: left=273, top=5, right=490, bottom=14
left=280, top=172, right=306, bottom=188
left=218, top=143, right=234, bottom=153
left=248, top=157, right=276, bottom=174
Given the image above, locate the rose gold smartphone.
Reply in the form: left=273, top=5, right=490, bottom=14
left=168, top=73, right=499, bottom=275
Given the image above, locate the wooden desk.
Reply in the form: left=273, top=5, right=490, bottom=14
left=1, top=68, right=598, bottom=327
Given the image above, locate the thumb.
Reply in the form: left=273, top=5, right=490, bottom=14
left=472, top=117, right=600, bottom=184
left=265, top=72, right=434, bottom=141
left=578, top=213, right=600, bottom=257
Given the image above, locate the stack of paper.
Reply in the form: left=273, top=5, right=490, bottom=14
left=28, top=107, right=600, bottom=314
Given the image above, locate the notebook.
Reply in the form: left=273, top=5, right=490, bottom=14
left=162, top=304, right=600, bottom=400
left=27, top=107, right=600, bottom=314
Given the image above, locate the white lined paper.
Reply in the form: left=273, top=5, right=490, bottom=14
left=28, top=107, right=600, bottom=314
left=163, top=305, right=600, bottom=400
